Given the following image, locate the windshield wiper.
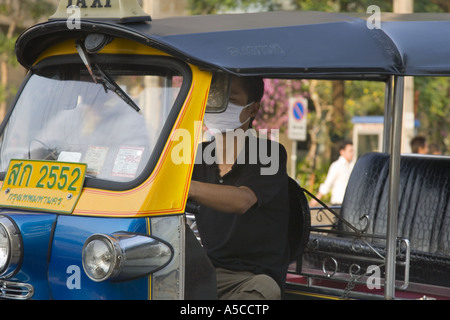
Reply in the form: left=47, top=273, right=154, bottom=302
left=94, top=64, right=140, bottom=112
left=75, top=40, right=140, bottom=113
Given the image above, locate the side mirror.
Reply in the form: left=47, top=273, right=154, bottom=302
left=205, top=73, right=230, bottom=113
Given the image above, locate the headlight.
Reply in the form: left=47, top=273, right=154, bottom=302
left=0, top=225, right=10, bottom=270
left=0, top=216, right=22, bottom=278
left=82, top=232, right=173, bottom=282
left=82, top=235, right=119, bottom=282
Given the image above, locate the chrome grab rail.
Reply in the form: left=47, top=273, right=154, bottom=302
left=300, top=191, right=411, bottom=296
left=0, top=280, right=34, bottom=300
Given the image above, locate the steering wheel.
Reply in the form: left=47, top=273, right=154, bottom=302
left=28, top=139, right=58, bottom=161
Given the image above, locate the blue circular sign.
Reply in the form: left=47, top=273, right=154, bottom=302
left=293, top=102, right=305, bottom=120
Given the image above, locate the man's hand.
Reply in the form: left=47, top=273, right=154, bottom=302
left=309, top=192, right=323, bottom=208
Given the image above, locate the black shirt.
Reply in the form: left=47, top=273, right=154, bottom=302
left=192, top=134, right=290, bottom=289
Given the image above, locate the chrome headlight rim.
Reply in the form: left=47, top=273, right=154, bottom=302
left=82, top=233, right=123, bottom=282
left=82, top=232, right=174, bottom=283
left=0, top=215, right=23, bottom=279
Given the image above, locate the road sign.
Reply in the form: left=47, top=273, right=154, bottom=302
left=288, top=97, right=308, bottom=141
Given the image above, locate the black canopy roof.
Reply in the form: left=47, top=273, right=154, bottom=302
left=15, top=11, right=450, bottom=78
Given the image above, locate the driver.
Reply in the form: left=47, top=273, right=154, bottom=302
left=188, top=76, right=290, bottom=300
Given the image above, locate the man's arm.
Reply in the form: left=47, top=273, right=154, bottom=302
left=188, top=180, right=257, bottom=214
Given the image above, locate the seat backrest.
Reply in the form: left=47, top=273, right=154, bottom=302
left=340, top=152, right=450, bottom=255
left=287, top=177, right=311, bottom=263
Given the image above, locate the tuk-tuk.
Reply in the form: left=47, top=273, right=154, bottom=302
left=0, top=0, right=449, bottom=300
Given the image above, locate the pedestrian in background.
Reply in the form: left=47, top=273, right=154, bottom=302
left=309, top=140, right=355, bottom=207
left=410, top=135, right=428, bottom=154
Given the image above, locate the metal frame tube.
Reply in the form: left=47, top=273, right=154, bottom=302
left=385, top=76, right=404, bottom=299
left=383, top=76, right=393, bottom=153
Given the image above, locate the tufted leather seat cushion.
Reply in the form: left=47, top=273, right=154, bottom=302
left=303, top=152, right=450, bottom=287
left=341, top=153, right=450, bottom=255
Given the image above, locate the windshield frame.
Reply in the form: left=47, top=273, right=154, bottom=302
left=0, top=54, right=193, bottom=191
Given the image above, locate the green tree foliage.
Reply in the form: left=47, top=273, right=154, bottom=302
left=0, top=0, right=57, bottom=116
left=187, top=0, right=280, bottom=14
left=415, top=77, right=450, bottom=153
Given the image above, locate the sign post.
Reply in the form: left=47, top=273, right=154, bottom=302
left=288, top=97, right=308, bottom=178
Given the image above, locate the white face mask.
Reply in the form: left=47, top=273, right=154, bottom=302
left=204, top=101, right=253, bottom=133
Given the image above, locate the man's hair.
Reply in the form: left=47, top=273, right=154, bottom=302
left=235, top=76, right=264, bottom=129
left=241, top=76, right=265, bottom=103
left=339, top=140, right=353, bottom=151
left=410, top=135, right=426, bottom=153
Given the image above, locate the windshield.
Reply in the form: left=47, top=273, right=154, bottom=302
left=0, top=57, right=188, bottom=185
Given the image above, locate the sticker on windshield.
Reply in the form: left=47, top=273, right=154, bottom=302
left=84, top=146, right=109, bottom=176
left=112, top=147, right=144, bottom=178
left=58, top=151, right=82, bottom=163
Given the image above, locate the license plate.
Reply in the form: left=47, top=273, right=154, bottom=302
left=0, top=159, right=87, bottom=214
